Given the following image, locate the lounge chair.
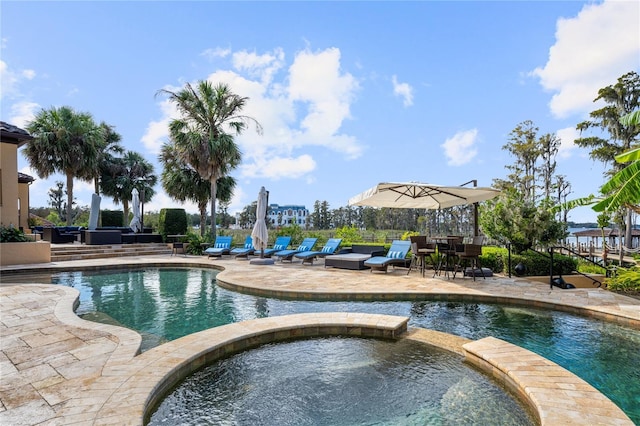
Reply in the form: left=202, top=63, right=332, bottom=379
left=231, top=236, right=255, bottom=259
left=42, top=227, right=78, bottom=244
left=253, top=236, right=292, bottom=258
left=364, top=240, right=412, bottom=273
left=294, top=238, right=343, bottom=265
left=203, top=236, right=233, bottom=258
left=273, top=237, right=318, bottom=262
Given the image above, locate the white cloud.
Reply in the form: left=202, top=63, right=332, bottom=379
left=1, top=61, right=37, bottom=101
left=232, top=48, right=285, bottom=84
left=240, top=154, right=316, bottom=180
left=531, top=0, right=640, bottom=118
left=0, top=60, right=18, bottom=99
left=441, top=129, right=479, bottom=166
left=556, top=126, right=581, bottom=159
left=392, top=75, right=413, bottom=107
left=141, top=46, right=364, bottom=193
left=22, top=69, right=35, bottom=80
left=140, top=98, right=177, bottom=155
left=9, top=101, right=39, bottom=128
left=201, top=47, right=231, bottom=61
left=288, top=47, right=360, bottom=141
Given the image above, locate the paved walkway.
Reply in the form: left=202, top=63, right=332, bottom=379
left=1, top=254, right=639, bottom=425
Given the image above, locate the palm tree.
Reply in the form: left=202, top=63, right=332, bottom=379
left=85, top=122, right=124, bottom=194
left=160, top=143, right=236, bottom=236
left=158, top=80, right=261, bottom=236
left=24, top=106, right=102, bottom=225
left=101, top=151, right=157, bottom=222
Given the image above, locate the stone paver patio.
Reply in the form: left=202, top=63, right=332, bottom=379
left=1, top=254, right=638, bottom=425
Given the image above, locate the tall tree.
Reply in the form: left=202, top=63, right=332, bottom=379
left=24, top=106, right=102, bottom=225
left=575, top=71, right=640, bottom=246
left=538, top=133, right=561, bottom=200
left=48, top=182, right=66, bottom=220
left=101, top=151, right=157, bottom=221
left=88, top=122, right=123, bottom=194
left=500, top=120, right=540, bottom=202
left=159, top=143, right=236, bottom=236
left=159, top=80, right=261, bottom=236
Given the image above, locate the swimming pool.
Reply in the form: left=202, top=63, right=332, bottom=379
left=40, top=267, right=640, bottom=423
left=149, top=337, right=535, bottom=425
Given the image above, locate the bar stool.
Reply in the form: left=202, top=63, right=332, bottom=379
left=408, top=235, right=428, bottom=276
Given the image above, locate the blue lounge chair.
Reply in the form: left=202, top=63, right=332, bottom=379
left=203, top=236, right=233, bottom=258
left=253, top=236, right=292, bottom=258
left=231, top=236, right=255, bottom=259
left=364, top=240, right=412, bottom=273
left=294, top=238, right=343, bottom=265
left=273, top=238, right=318, bottom=262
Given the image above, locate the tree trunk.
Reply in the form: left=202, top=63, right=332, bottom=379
left=66, top=174, right=74, bottom=226
left=210, top=178, right=218, bottom=237
left=199, top=203, right=207, bottom=237
left=123, top=200, right=129, bottom=226
left=625, top=209, right=632, bottom=250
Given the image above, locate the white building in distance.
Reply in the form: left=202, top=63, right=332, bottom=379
left=267, top=204, right=309, bottom=228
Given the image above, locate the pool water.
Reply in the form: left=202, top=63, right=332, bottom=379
left=149, top=337, right=535, bottom=425
left=46, top=267, right=640, bottom=423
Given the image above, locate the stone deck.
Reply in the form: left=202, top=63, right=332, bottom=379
left=1, top=254, right=638, bottom=425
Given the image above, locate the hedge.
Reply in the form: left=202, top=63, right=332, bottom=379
left=159, top=208, right=188, bottom=242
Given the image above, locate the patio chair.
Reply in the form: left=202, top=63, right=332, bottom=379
left=273, top=237, right=318, bottom=262
left=408, top=235, right=435, bottom=276
left=230, top=236, right=255, bottom=259
left=453, top=243, right=486, bottom=280
left=253, top=236, right=292, bottom=258
left=294, top=238, right=343, bottom=265
left=203, top=236, right=233, bottom=258
left=364, top=240, right=412, bottom=273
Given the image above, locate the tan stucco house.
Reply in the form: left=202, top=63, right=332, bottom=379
left=1, top=121, right=35, bottom=231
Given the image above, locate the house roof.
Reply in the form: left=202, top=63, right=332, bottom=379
left=0, top=121, right=33, bottom=146
left=18, top=172, right=35, bottom=184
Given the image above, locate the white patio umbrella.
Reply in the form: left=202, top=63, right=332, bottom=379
left=129, top=188, right=142, bottom=233
left=251, top=187, right=270, bottom=262
left=348, top=182, right=501, bottom=235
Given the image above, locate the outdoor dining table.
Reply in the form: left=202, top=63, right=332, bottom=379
left=431, top=236, right=463, bottom=278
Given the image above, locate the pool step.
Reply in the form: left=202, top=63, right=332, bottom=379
left=50, top=243, right=172, bottom=261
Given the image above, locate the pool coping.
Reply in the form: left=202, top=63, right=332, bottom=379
left=1, top=255, right=639, bottom=425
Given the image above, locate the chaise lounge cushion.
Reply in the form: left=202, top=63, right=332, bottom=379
left=204, top=236, right=233, bottom=257
left=273, top=238, right=318, bottom=262
left=364, top=240, right=412, bottom=273
left=295, top=238, right=343, bottom=265
left=231, top=236, right=255, bottom=259
left=253, top=236, right=292, bottom=258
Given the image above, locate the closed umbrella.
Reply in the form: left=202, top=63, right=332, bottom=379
left=129, top=188, right=142, bottom=233
left=348, top=182, right=501, bottom=235
left=251, top=187, right=269, bottom=259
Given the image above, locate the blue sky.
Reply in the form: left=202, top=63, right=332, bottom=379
left=2, top=1, right=639, bottom=224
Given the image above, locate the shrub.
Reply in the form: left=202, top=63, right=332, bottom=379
left=335, top=226, right=364, bottom=246
left=0, top=226, right=31, bottom=242
left=479, top=246, right=506, bottom=273
left=508, top=249, right=577, bottom=276
left=184, top=232, right=205, bottom=255
left=605, top=267, right=640, bottom=291
left=159, top=208, right=188, bottom=242
left=101, top=210, right=124, bottom=227
left=276, top=223, right=304, bottom=245
left=477, top=246, right=577, bottom=276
